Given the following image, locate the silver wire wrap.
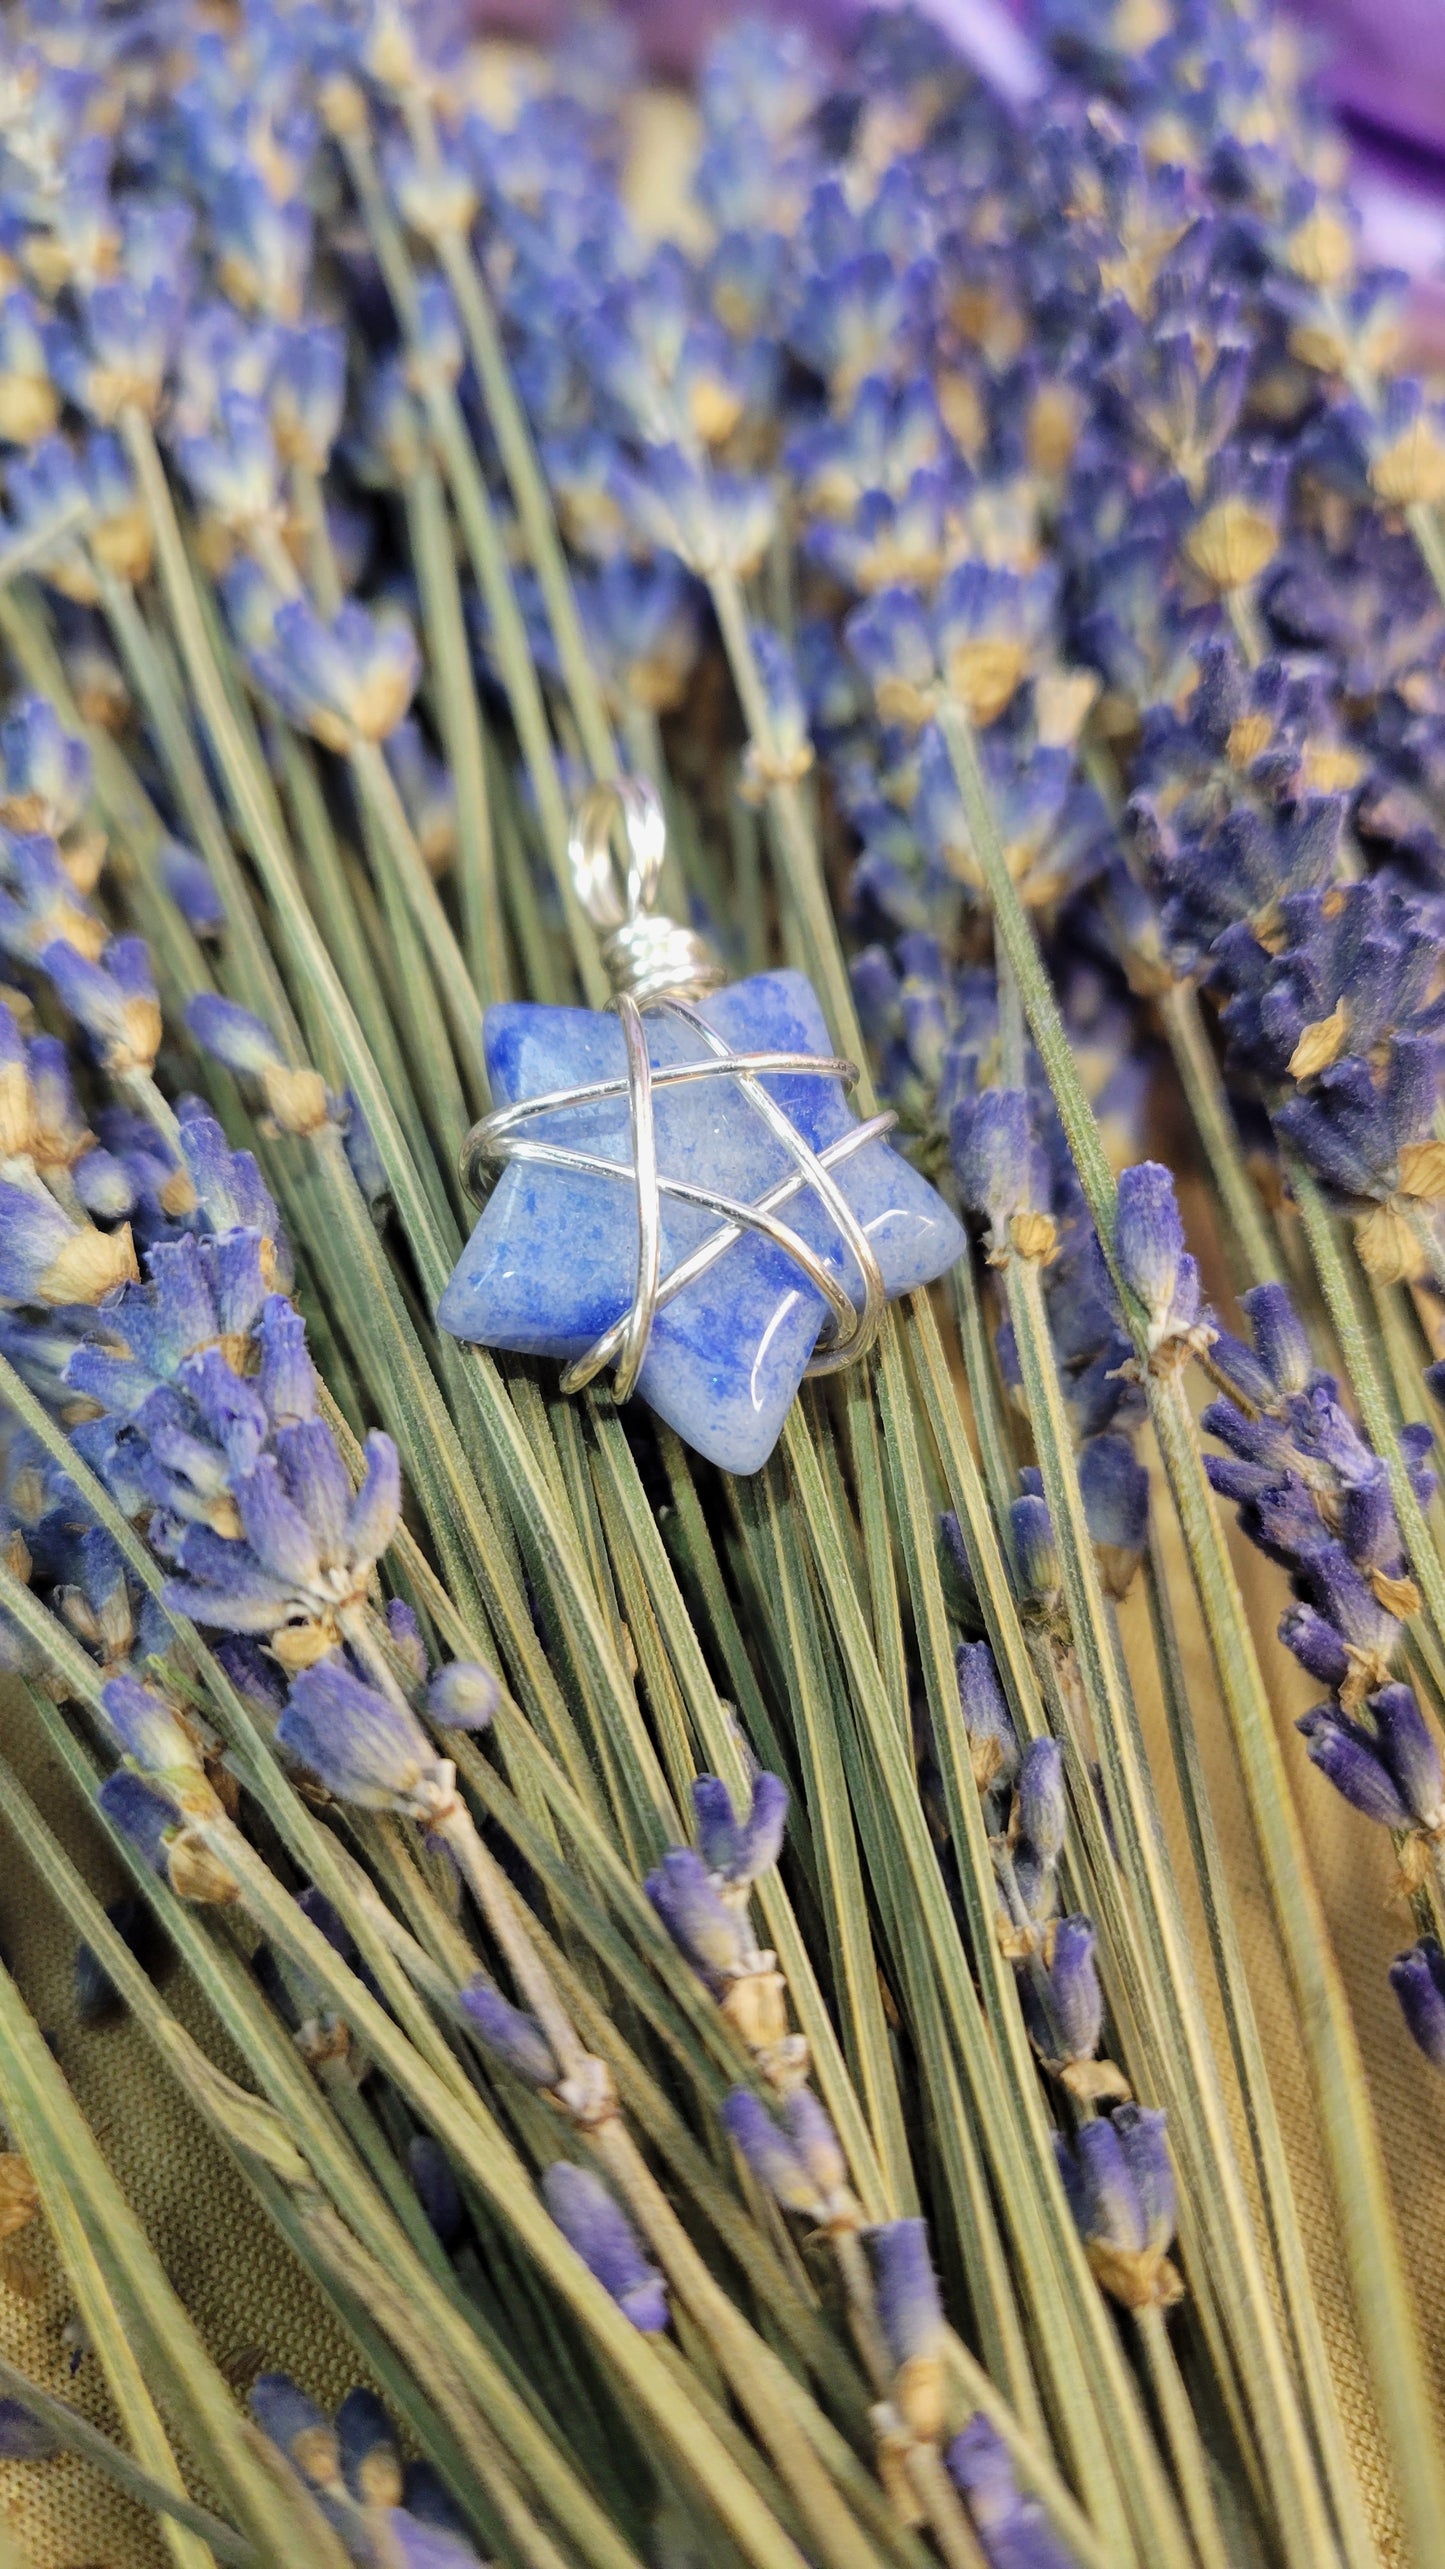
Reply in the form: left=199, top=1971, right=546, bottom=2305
left=458, top=778, right=894, bottom=1405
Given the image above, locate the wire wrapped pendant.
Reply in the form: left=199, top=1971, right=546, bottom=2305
left=439, top=780, right=965, bottom=1473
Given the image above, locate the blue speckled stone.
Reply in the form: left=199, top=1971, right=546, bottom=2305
left=437, top=970, right=966, bottom=1474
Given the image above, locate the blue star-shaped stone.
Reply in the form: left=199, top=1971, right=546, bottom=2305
left=437, top=969, right=966, bottom=1474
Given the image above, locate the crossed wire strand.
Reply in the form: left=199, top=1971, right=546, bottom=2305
left=462, top=995, right=896, bottom=1402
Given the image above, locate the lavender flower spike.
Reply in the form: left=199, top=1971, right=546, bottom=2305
left=1115, top=1164, right=1207, bottom=1362
left=1297, top=1685, right=1445, bottom=1835
left=956, top=1640, right=1018, bottom=1798
left=277, top=1657, right=453, bottom=1820
left=723, top=2086, right=855, bottom=2228
left=871, top=2217, right=946, bottom=2440
left=691, top=1769, right=789, bottom=1886
left=644, top=1846, right=748, bottom=1989
left=1055, top=2106, right=1182, bottom=2311
left=542, top=2165, right=669, bottom=2333
left=458, top=1981, right=560, bottom=2089
left=1390, top=1940, right=1445, bottom=2069
left=947, top=2414, right=1078, bottom=2569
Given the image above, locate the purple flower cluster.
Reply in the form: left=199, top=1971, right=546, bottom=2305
left=251, top=2373, right=486, bottom=2566
left=1202, top=1283, right=1445, bottom=1972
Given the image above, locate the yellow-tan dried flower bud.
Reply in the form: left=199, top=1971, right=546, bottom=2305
left=946, top=636, right=1028, bottom=725
left=260, top=1061, right=330, bottom=1137
left=1285, top=205, right=1355, bottom=289
left=0, top=375, right=56, bottom=446
left=91, top=504, right=154, bottom=587
left=1354, top=1201, right=1428, bottom=1285
left=167, top=1830, right=242, bottom=1906
left=1370, top=418, right=1445, bottom=510
left=1396, top=1140, right=1445, bottom=1202
left=893, top=2355, right=946, bottom=2445
left=37, top=1221, right=138, bottom=1306
left=1287, top=1000, right=1349, bottom=1079
left=1185, top=498, right=1279, bottom=593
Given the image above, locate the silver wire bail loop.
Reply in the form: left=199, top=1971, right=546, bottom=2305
left=569, top=776, right=725, bottom=1006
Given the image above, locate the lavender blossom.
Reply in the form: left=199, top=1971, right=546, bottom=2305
left=541, top=2164, right=669, bottom=2333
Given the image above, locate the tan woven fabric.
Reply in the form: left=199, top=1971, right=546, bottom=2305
left=0, top=1694, right=364, bottom=2569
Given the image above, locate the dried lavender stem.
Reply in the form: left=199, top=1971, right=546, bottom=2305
left=1158, top=983, right=1282, bottom=1288
left=1134, top=2307, right=1233, bottom=2569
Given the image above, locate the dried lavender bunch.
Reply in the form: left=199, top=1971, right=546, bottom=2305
left=0, top=4, right=1434, bottom=2569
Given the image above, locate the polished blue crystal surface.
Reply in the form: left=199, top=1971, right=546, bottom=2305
left=437, top=970, right=966, bottom=1474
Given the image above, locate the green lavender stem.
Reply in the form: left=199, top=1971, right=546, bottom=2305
left=403, top=453, right=509, bottom=1006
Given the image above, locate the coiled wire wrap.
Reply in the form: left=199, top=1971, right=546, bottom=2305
left=458, top=778, right=895, bottom=1404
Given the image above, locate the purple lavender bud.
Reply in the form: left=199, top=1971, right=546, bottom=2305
left=250, top=2373, right=339, bottom=2484
left=1277, top=1604, right=1351, bottom=1692
left=1115, top=1162, right=1185, bottom=1349
left=296, top=1889, right=356, bottom=1961
left=1112, top=2105, right=1176, bottom=2258
left=1017, top=1738, right=1067, bottom=1868
left=348, top=1431, right=401, bottom=1568
left=385, top=1600, right=428, bottom=1685
left=1339, top=1469, right=1399, bottom=1575
left=159, top=841, right=225, bottom=939
left=1046, top=1914, right=1104, bottom=2065
left=644, top=1848, right=747, bottom=1988
left=946, top=2414, right=1076, bottom=2566
left=722, top=2089, right=819, bottom=2216
left=956, top=1640, right=1018, bottom=1795
left=1400, top=1423, right=1438, bottom=1514
left=1205, top=1331, right=1277, bottom=1414
left=1071, top=2117, right=1146, bottom=2255
left=256, top=1298, right=317, bottom=1430
left=1011, top=1494, right=1059, bottom=1611
left=952, top=1088, right=1033, bottom=1245
left=100, top=1674, right=202, bottom=1791
left=1390, top=1939, right=1445, bottom=2069
left=336, top=2387, right=403, bottom=2510
left=233, top=1456, right=321, bottom=1590
left=278, top=1657, right=444, bottom=1814
left=940, top=1511, right=981, bottom=1621
left=542, top=2164, right=669, bottom=2333
left=408, top=2136, right=463, bottom=2248
left=458, top=1981, right=559, bottom=2088
left=691, top=1775, right=741, bottom=1875
left=215, top=1637, right=287, bottom=1727
left=872, top=2218, right=944, bottom=2370
left=425, top=1662, right=498, bottom=1731
left=385, top=2507, right=485, bottom=2567
left=96, top=1768, right=175, bottom=1873
left=781, top=2087, right=848, bottom=2202
left=400, top=2458, right=470, bottom=2538
left=0, top=1178, right=75, bottom=1302
left=1, top=695, right=90, bottom=834
left=1079, top=1434, right=1149, bottom=1595
left=186, top=995, right=283, bottom=1077
left=1240, top=1284, right=1312, bottom=1401
left=1297, top=1706, right=1412, bottom=1829
left=734, top=1771, right=788, bottom=1882
left=1371, top=1684, right=1445, bottom=1829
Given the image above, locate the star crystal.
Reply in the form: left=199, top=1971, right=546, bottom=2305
left=437, top=969, right=966, bottom=1474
